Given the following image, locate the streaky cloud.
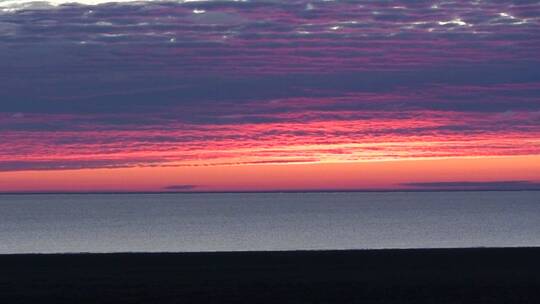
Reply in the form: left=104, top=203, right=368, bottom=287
left=163, top=184, right=199, bottom=190
left=1, top=0, right=539, bottom=173
left=402, top=181, right=540, bottom=190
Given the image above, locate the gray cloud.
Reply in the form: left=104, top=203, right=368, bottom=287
left=163, top=184, right=199, bottom=191
left=1, top=0, right=540, bottom=172
left=402, top=181, right=540, bottom=190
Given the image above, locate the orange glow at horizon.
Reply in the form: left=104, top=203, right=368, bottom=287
left=1, top=155, right=539, bottom=192
left=2, top=0, right=540, bottom=194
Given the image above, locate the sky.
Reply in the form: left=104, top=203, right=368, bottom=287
left=1, top=0, right=540, bottom=192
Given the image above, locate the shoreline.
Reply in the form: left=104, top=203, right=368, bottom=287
left=1, top=246, right=540, bottom=256
left=2, top=247, right=540, bottom=303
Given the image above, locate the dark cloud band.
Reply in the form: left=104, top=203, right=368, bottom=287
left=1, top=0, right=539, bottom=171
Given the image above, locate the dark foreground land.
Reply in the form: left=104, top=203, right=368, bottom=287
left=1, top=248, right=540, bottom=303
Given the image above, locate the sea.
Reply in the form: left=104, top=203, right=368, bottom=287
left=1, top=191, right=539, bottom=254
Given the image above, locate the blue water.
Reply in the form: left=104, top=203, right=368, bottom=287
left=0, top=192, right=539, bottom=254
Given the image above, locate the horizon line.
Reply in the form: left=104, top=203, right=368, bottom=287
left=1, top=188, right=540, bottom=195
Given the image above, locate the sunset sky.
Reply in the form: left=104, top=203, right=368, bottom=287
left=1, top=0, right=540, bottom=192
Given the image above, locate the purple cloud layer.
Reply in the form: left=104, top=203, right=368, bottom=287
left=0, top=0, right=539, bottom=171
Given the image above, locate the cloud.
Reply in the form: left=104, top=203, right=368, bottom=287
left=0, top=158, right=168, bottom=171
left=1, top=0, right=540, bottom=172
left=163, top=184, right=199, bottom=190
left=402, top=181, right=540, bottom=190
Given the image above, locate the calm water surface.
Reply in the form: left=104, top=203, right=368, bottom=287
left=0, top=192, right=539, bottom=254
